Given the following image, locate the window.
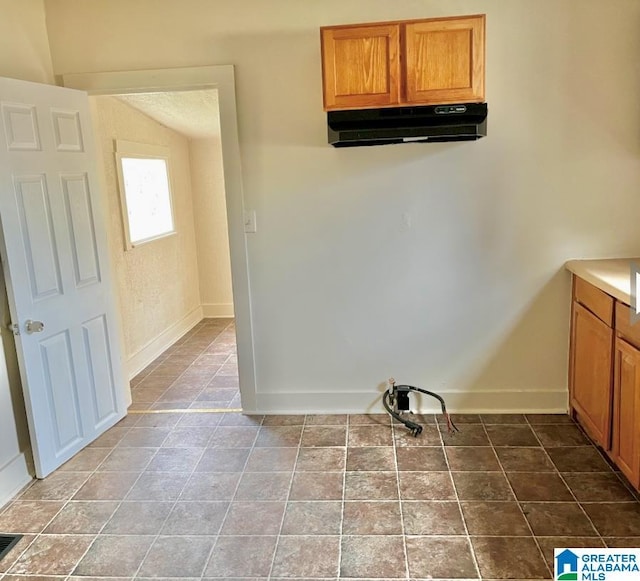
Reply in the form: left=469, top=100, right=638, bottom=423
left=115, top=140, right=175, bottom=249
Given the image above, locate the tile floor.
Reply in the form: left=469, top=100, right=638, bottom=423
left=1, top=318, right=640, bottom=580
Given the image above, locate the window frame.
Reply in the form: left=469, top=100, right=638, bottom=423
left=114, top=139, right=177, bottom=250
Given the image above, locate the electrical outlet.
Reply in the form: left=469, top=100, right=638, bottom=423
left=244, top=210, right=257, bottom=233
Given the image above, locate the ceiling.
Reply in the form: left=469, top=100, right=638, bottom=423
left=116, top=89, right=220, bottom=140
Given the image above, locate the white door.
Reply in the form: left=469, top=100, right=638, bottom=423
left=0, top=77, right=127, bottom=478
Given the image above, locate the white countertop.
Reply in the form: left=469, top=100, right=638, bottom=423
left=565, top=258, right=640, bottom=305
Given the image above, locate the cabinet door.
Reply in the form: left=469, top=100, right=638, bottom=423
left=613, top=337, right=640, bottom=488
left=570, top=302, right=613, bottom=448
left=404, top=15, right=485, bottom=105
left=321, top=24, right=401, bottom=111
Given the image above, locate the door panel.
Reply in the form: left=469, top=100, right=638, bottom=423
left=51, top=110, right=84, bottom=152
left=0, top=76, right=127, bottom=477
left=61, top=174, right=101, bottom=287
left=81, top=314, right=118, bottom=428
left=40, top=330, right=83, bottom=452
left=2, top=103, right=41, bottom=151
left=14, top=174, right=63, bottom=300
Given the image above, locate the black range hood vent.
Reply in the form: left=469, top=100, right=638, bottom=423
left=327, top=102, right=487, bottom=147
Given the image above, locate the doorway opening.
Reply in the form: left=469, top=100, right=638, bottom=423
left=62, top=65, right=258, bottom=415
left=90, top=88, right=240, bottom=411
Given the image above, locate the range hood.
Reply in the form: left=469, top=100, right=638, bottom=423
left=327, top=102, right=488, bottom=147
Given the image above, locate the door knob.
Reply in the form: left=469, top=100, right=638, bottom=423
left=25, top=320, right=45, bottom=334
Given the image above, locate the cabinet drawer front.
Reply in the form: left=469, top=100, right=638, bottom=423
left=573, top=276, right=614, bottom=326
left=615, top=302, right=640, bottom=349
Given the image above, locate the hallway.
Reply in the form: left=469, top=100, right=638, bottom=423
left=129, top=318, right=240, bottom=412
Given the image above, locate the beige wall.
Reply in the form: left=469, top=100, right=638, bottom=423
left=93, top=96, right=202, bottom=368
left=0, top=0, right=54, bottom=501
left=190, top=137, right=234, bottom=317
left=0, top=0, right=54, bottom=84
left=44, top=0, right=640, bottom=411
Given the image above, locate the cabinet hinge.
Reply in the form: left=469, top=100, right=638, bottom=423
left=7, top=323, right=19, bottom=336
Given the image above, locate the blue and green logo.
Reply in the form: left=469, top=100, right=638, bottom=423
left=556, top=549, right=579, bottom=581
left=555, top=548, right=640, bottom=580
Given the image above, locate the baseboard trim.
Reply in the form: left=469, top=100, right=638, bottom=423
left=0, top=452, right=32, bottom=509
left=127, top=306, right=204, bottom=379
left=250, top=389, right=569, bottom=415
left=202, top=303, right=234, bottom=318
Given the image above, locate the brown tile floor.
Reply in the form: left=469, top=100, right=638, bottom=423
left=1, top=318, right=640, bottom=580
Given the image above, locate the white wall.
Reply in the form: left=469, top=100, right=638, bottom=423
left=0, top=0, right=53, bottom=503
left=44, top=0, right=640, bottom=412
left=0, top=270, right=33, bottom=505
left=92, top=97, right=203, bottom=377
left=190, top=137, right=234, bottom=318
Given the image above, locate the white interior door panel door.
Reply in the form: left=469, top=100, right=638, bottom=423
left=0, top=77, right=127, bottom=478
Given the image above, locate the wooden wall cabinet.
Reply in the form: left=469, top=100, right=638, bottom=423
left=321, top=24, right=401, bottom=111
left=569, top=275, right=640, bottom=489
left=321, top=15, right=485, bottom=111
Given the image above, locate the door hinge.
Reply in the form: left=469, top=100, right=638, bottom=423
left=7, top=323, right=19, bottom=336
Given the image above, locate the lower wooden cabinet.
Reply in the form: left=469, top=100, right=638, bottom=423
left=612, top=337, right=640, bottom=489
left=569, top=274, right=640, bottom=490
left=570, top=302, right=613, bottom=448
